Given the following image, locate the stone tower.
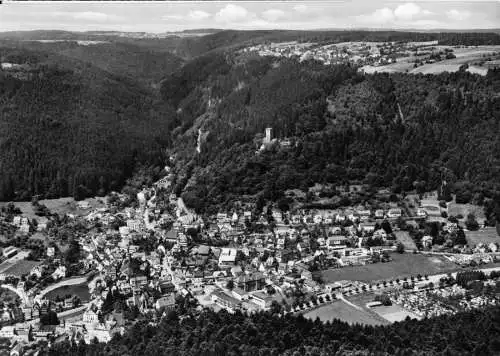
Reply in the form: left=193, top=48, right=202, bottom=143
left=264, top=127, right=272, bottom=144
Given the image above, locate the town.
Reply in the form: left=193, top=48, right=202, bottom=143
left=0, top=129, right=498, bottom=354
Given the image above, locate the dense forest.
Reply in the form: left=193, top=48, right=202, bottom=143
left=0, top=46, right=177, bottom=201
left=159, top=49, right=500, bottom=217
left=1, top=30, right=500, bottom=210
left=46, top=306, right=500, bottom=355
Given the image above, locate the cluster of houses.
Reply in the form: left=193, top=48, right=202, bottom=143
left=445, top=252, right=499, bottom=267
left=389, top=281, right=499, bottom=318
left=44, top=182, right=410, bottom=321
left=10, top=215, right=49, bottom=235
left=240, top=41, right=401, bottom=67
left=1, top=160, right=499, bottom=353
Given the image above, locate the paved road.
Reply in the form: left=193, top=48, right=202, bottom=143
left=0, top=284, right=28, bottom=304
left=143, top=207, right=156, bottom=231
left=337, top=293, right=364, bottom=311
left=58, top=304, right=88, bottom=320
left=177, top=198, right=189, bottom=216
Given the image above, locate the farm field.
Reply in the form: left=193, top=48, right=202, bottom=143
left=465, top=227, right=499, bottom=246
left=322, top=253, right=458, bottom=283
left=361, top=45, right=500, bottom=75
left=303, top=300, right=386, bottom=326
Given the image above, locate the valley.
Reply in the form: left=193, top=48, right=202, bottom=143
left=0, top=26, right=499, bottom=355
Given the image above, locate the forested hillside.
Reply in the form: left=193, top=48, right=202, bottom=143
left=160, top=51, right=500, bottom=215
left=0, top=46, right=177, bottom=201
left=46, top=42, right=182, bottom=87
left=0, top=40, right=184, bottom=88
left=46, top=306, right=500, bottom=355
left=1, top=30, right=500, bottom=207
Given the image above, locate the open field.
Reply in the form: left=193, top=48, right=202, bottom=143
left=410, top=64, right=462, bottom=74
left=322, top=253, right=458, bottom=283
left=0, top=201, right=49, bottom=225
left=447, top=201, right=485, bottom=224
left=1, top=259, right=41, bottom=277
left=0, top=250, right=38, bottom=277
left=372, top=304, right=421, bottom=323
left=450, top=45, right=500, bottom=58
left=303, top=300, right=386, bottom=326
left=41, top=197, right=105, bottom=216
left=395, top=231, right=417, bottom=250
left=344, top=292, right=391, bottom=325
left=45, top=283, right=90, bottom=302
left=465, top=227, right=499, bottom=246
left=0, top=196, right=106, bottom=219
left=361, top=45, right=500, bottom=75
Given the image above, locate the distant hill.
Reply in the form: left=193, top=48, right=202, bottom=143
left=2, top=29, right=499, bottom=60
left=173, top=29, right=500, bottom=58
left=0, top=30, right=82, bottom=40
left=0, top=37, right=185, bottom=89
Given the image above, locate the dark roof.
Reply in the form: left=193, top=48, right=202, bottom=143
left=212, top=290, right=240, bottom=305
left=236, top=272, right=265, bottom=283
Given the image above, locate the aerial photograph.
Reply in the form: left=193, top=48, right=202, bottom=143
left=0, top=0, right=499, bottom=354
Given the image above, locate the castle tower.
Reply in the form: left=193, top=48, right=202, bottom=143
left=264, top=127, right=272, bottom=144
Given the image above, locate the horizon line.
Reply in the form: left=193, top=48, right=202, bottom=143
left=1, top=28, right=500, bottom=34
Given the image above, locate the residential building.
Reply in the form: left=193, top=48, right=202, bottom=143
left=236, top=272, right=266, bottom=292
left=82, top=305, right=99, bottom=325
left=387, top=208, right=402, bottom=218
left=218, top=248, right=238, bottom=267
left=250, top=292, right=274, bottom=310
left=155, top=294, right=176, bottom=311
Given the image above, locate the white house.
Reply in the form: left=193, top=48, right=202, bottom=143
left=51, top=266, right=67, bottom=280
left=387, top=208, right=402, bottom=218
left=375, top=210, right=385, bottom=219
left=218, top=248, right=238, bottom=267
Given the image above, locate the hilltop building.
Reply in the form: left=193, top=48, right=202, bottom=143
left=264, top=127, right=272, bottom=144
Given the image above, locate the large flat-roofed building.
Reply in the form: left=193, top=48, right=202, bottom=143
left=211, top=290, right=241, bottom=312
left=2, top=246, right=18, bottom=258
